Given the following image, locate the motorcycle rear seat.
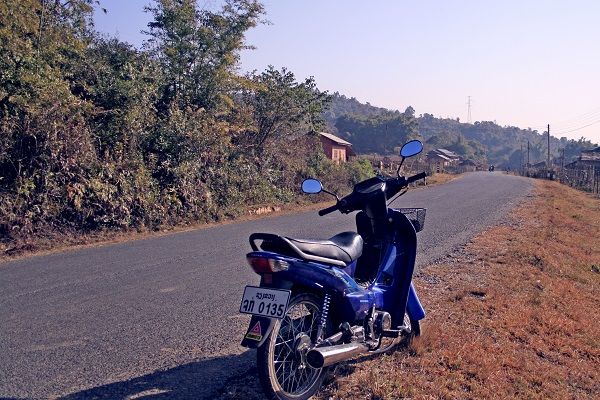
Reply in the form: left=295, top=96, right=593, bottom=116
left=250, top=232, right=363, bottom=267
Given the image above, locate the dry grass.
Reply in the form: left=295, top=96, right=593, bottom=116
left=321, top=180, right=600, bottom=399
left=424, top=172, right=461, bottom=186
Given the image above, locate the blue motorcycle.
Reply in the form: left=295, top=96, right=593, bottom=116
left=239, top=140, right=427, bottom=400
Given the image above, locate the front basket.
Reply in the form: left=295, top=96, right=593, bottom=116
left=396, top=207, right=427, bottom=232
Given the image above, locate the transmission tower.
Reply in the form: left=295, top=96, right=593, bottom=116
left=467, top=96, right=472, bottom=124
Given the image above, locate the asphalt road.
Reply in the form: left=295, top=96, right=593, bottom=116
left=0, top=172, right=532, bottom=399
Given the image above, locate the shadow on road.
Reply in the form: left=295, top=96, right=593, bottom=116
left=59, top=350, right=264, bottom=400
left=55, top=343, right=409, bottom=400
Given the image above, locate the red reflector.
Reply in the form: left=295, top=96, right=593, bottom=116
left=247, top=257, right=272, bottom=274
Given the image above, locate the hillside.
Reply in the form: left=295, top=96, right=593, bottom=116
left=325, top=93, right=598, bottom=167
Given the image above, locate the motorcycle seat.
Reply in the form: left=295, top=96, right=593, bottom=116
left=250, top=232, right=363, bottom=267
left=286, top=232, right=363, bottom=265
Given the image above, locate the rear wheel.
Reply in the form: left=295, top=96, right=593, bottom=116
left=257, top=293, right=329, bottom=400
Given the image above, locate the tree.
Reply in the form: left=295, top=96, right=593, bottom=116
left=144, top=0, right=264, bottom=113
left=242, top=66, right=331, bottom=150
left=1, top=0, right=100, bottom=237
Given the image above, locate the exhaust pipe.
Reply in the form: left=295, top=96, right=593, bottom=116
left=306, top=342, right=369, bottom=369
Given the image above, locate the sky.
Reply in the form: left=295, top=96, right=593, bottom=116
left=93, top=0, right=600, bottom=144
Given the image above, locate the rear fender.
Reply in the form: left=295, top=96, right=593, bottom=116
left=241, top=315, right=275, bottom=348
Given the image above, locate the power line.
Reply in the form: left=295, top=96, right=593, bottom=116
left=548, top=111, right=600, bottom=130
left=552, top=118, right=600, bottom=135
left=528, top=106, right=600, bottom=132
left=553, top=106, right=600, bottom=124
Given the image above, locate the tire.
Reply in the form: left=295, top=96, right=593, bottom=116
left=376, top=312, right=421, bottom=353
left=257, top=293, right=330, bottom=400
left=401, top=313, right=421, bottom=345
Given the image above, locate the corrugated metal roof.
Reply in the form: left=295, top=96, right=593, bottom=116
left=436, top=148, right=460, bottom=158
left=581, top=154, right=600, bottom=161
left=317, top=132, right=353, bottom=146
left=427, top=152, right=451, bottom=161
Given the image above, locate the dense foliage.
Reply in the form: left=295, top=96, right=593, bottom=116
left=327, top=93, right=598, bottom=167
left=0, top=0, right=372, bottom=253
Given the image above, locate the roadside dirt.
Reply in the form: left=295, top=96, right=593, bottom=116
left=320, top=179, right=600, bottom=399
left=0, top=199, right=332, bottom=263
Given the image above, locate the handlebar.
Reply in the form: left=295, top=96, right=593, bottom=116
left=317, top=172, right=427, bottom=216
left=318, top=203, right=339, bottom=216
left=384, top=172, right=427, bottom=198
left=406, top=172, right=427, bottom=184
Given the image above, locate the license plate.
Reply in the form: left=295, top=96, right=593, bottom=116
left=239, top=286, right=291, bottom=319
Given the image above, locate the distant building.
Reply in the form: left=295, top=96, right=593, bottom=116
left=531, top=161, right=547, bottom=169
left=426, top=148, right=461, bottom=173
left=317, top=132, right=355, bottom=163
left=564, top=161, right=577, bottom=169
left=561, top=147, right=600, bottom=195
left=527, top=160, right=556, bottom=179
left=434, top=148, right=461, bottom=161
left=362, top=154, right=403, bottom=171
left=457, top=159, right=477, bottom=173
left=579, top=147, right=600, bottom=166
left=564, top=147, right=600, bottom=169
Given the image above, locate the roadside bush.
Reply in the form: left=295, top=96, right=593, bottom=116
left=346, top=158, right=375, bottom=185
left=299, top=145, right=375, bottom=198
left=1, top=0, right=372, bottom=256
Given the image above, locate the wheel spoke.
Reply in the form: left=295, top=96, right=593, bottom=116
left=308, top=313, right=317, bottom=339
left=275, top=359, right=292, bottom=377
left=274, top=337, right=294, bottom=347
left=281, top=365, right=295, bottom=389
left=289, top=370, right=297, bottom=393
left=275, top=336, right=294, bottom=353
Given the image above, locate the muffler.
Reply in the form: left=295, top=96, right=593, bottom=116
left=306, top=342, right=370, bottom=369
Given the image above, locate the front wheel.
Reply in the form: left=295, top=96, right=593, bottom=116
left=376, top=312, right=421, bottom=353
left=257, top=293, right=329, bottom=400
left=402, top=312, right=421, bottom=343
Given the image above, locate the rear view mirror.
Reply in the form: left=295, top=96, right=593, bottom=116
left=400, top=140, right=423, bottom=158
left=301, top=178, right=323, bottom=194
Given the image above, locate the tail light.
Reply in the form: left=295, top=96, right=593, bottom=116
left=247, top=256, right=290, bottom=274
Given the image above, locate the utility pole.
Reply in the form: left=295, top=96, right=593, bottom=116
left=547, top=124, right=551, bottom=178
left=520, top=142, right=523, bottom=174
left=527, top=140, right=530, bottom=166
left=467, top=96, right=472, bottom=124
left=561, top=148, right=565, bottom=181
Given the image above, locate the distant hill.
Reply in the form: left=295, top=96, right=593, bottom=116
left=324, top=92, right=390, bottom=127
left=324, top=93, right=598, bottom=168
